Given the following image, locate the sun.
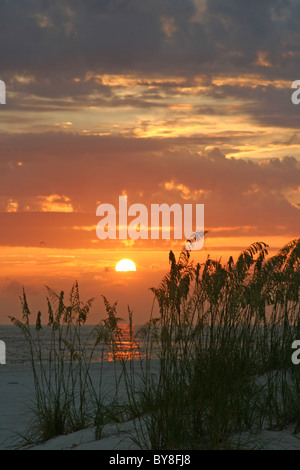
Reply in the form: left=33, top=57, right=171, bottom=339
left=115, top=259, right=136, bottom=272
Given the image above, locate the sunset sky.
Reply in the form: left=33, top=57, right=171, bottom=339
left=0, top=0, right=299, bottom=324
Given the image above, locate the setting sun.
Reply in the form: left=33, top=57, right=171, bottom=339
left=115, top=259, right=136, bottom=272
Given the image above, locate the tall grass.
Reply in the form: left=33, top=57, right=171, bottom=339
left=10, top=239, right=300, bottom=449
left=125, top=239, right=300, bottom=449
left=9, top=282, right=126, bottom=444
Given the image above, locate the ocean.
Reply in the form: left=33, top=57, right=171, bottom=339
left=0, top=323, right=148, bottom=449
left=0, top=323, right=143, bottom=368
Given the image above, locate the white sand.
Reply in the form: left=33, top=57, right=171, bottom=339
left=27, top=421, right=143, bottom=450
left=0, top=361, right=148, bottom=450
left=1, top=363, right=300, bottom=450
left=0, top=365, right=36, bottom=449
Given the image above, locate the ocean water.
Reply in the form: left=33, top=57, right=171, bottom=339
left=0, top=324, right=148, bottom=449
left=0, top=323, right=143, bottom=368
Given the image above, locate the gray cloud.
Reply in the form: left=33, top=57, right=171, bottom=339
left=1, top=1, right=299, bottom=82
left=1, top=0, right=300, bottom=131
left=0, top=132, right=298, bottom=247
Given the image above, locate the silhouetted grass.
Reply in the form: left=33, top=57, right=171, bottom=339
left=125, top=239, right=300, bottom=449
left=9, top=283, right=127, bottom=444
left=10, top=239, right=300, bottom=449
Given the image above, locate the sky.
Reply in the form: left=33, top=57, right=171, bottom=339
left=0, top=0, right=299, bottom=324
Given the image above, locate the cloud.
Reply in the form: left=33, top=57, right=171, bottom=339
left=0, top=131, right=298, bottom=247
left=0, top=278, right=42, bottom=296
left=1, top=0, right=300, bottom=92
left=1, top=0, right=300, bottom=139
left=0, top=1, right=299, bottom=249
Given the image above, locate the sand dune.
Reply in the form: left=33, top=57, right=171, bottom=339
left=1, top=364, right=300, bottom=451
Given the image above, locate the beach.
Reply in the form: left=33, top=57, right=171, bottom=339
left=0, top=361, right=146, bottom=450
left=1, top=360, right=300, bottom=450
left=0, top=324, right=146, bottom=450
left=2, top=268, right=300, bottom=453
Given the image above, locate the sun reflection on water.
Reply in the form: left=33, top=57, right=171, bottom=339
left=105, top=324, right=142, bottom=362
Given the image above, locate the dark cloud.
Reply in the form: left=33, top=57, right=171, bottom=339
left=0, top=1, right=299, bottom=249
left=0, top=278, right=42, bottom=295
left=206, top=83, right=300, bottom=129
left=0, top=132, right=298, bottom=247
left=1, top=1, right=300, bottom=83
left=1, top=0, right=300, bottom=130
